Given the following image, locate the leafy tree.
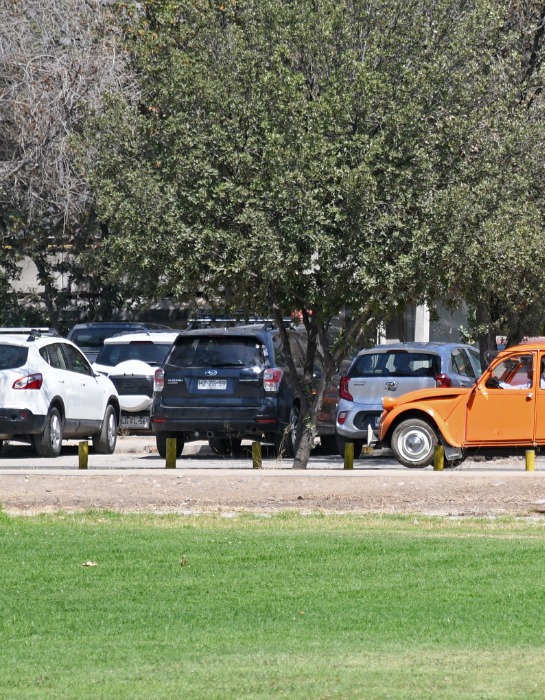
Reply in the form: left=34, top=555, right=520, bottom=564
left=84, top=0, right=530, bottom=466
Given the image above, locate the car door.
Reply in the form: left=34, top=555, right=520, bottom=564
left=60, top=342, right=107, bottom=423
left=465, top=352, right=536, bottom=445
left=533, top=351, right=545, bottom=444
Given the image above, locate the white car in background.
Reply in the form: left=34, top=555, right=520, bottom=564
left=93, top=331, right=180, bottom=431
left=0, top=328, right=120, bottom=457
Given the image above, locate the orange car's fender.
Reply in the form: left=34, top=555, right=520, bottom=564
left=379, top=402, right=463, bottom=449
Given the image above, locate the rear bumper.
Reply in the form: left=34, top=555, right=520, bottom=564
left=151, top=404, right=281, bottom=438
left=336, top=408, right=382, bottom=443
left=0, top=408, right=46, bottom=438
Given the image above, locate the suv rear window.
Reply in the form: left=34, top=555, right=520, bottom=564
left=0, top=344, right=28, bottom=370
left=351, top=351, right=440, bottom=378
left=167, top=336, right=267, bottom=368
left=96, top=341, right=173, bottom=368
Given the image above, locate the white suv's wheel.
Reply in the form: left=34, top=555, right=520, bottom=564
left=391, top=418, right=437, bottom=468
left=33, top=407, right=63, bottom=458
left=93, top=404, right=118, bottom=454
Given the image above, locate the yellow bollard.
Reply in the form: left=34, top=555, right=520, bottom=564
left=344, top=442, right=354, bottom=470
left=165, top=438, right=177, bottom=469
left=433, top=444, right=444, bottom=471
left=252, top=441, right=262, bottom=469
left=526, top=450, right=536, bottom=472
left=78, top=440, right=88, bottom=469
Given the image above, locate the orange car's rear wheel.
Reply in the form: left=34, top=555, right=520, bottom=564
left=391, top=418, right=437, bottom=468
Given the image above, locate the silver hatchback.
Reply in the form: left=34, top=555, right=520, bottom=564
left=335, top=342, right=482, bottom=455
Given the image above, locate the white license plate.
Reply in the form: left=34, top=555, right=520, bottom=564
left=121, top=415, right=150, bottom=429
left=198, top=379, right=227, bottom=390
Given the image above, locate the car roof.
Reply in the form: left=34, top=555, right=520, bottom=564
left=103, top=331, right=180, bottom=344
left=180, top=325, right=274, bottom=338
left=69, top=322, right=148, bottom=330
left=0, top=328, right=62, bottom=345
left=358, top=342, right=477, bottom=355
left=499, top=343, right=545, bottom=354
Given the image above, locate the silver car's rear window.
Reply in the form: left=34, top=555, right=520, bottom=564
left=351, top=352, right=440, bottom=378
left=0, top=344, right=28, bottom=370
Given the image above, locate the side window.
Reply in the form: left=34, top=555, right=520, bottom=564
left=486, top=354, right=533, bottom=389
left=61, top=343, right=94, bottom=376
left=40, top=343, right=68, bottom=370
left=467, top=348, right=483, bottom=378
left=451, top=348, right=475, bottom=379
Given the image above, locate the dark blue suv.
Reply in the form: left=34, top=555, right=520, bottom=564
left=151, top=323, right=339, bottom=458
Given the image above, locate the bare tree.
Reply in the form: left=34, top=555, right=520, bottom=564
left=0, top=0, right=135, bottom=327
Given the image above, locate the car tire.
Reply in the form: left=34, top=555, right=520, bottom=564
left=285, top=403, right=300, bottom=458
left=208, top=438, right=242, bottom=457
left=156, top=433, right=184, bottom=459
left=92, top=404, right=118, bottom=454
left=336, top=435, right=363, bottom=459
left=33, top=407, right=63, bottom=458
left=391, top=418, right=437, bottom=468
left=319, top=435, right=338, bottom=454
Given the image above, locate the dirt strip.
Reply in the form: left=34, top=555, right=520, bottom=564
left=2, top=469, right=545, bottom=516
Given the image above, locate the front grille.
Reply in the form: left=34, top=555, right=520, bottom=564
left=111, top=376, right=153, bottom=397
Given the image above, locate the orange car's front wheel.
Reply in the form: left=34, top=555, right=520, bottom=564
left=391, top=418, right=437, bottom=468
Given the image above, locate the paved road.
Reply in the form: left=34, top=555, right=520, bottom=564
left=0, top=435, right=543, bottom=473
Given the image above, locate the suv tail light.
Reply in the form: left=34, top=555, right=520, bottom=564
left=13, top=373, right=43, bottom=390
left=339, top=376, right=353, bottom=401
left=435, top=373, right=452, bottom=388
left=154, top=369, right=165, bottom=392
left=263, top=368, right=283, bottom=392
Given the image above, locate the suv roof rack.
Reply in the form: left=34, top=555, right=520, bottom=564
left=186, top=317, right=295, bottom=330
left=0, top=327, right=60, bottom=341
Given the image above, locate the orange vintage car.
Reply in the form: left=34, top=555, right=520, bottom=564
left=377, top=343, right=545, bottom=467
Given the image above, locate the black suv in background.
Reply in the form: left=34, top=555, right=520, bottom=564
left=151, top=322, right=341, bottom=458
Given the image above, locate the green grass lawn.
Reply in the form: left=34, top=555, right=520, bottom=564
left=2, top=511, right=545, bottom=699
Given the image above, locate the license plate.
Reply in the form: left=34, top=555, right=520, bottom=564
left=121, top=415, right=150, bottom=429
left=198, top=379, right=227, bottom=390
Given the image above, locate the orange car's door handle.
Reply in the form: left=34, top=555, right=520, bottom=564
left=526, top=393, right=533, bottom=400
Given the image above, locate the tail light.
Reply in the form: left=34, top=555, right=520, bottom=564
left=263, top=368, right=283, bottom=392
left=13, top=373, right=43, bottom=390
left=435, top=373, right=452, bottom=388
left=337, top=410, right=348, bottom=425
left=339, top=376, right=353, bottom=401
left=154, top=369, right=165, bottom=392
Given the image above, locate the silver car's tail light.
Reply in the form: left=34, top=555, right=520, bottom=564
left=337, top=411, right=348, bottom=425
left=263, top=368, right=283, bottom=392
left=435, top=373, right=452, bottom=388
left=13, top=373, right=43, bottom=390
left=154, top=369, right=165, bottom=392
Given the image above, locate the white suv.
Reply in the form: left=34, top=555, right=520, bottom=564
left=93, top=331, right=179, bottom=431
left=0, top=328, right=120, bottom=457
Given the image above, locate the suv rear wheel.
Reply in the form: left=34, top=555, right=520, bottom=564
left=156, top=433, right=184, bottom=459
left=33, top=407, right=63, bottom=458
left=391, top=418, right=437, bottom=468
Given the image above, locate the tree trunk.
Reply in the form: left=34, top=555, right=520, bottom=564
left=292, top=419, right=316, bottom=469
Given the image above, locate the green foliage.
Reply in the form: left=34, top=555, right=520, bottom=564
left=3, top=513, right=545, bottom=698
left=82, top=0, right=545, bottom=461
